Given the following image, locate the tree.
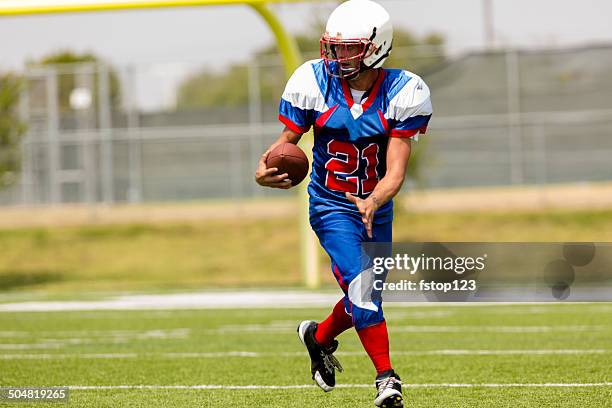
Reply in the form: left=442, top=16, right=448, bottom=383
left=386, top=31, right=445, bottom=75
left=0, top=73, right=26, bottom=187
left=32, top=51, right=121, bottom=114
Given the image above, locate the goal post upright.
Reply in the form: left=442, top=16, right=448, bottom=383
left=248, top=3, right=320, bottom=289
left=0, top=0, right=321, bottom=289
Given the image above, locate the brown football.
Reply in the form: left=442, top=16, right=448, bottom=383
left=266, top=143, right=309, bottom=186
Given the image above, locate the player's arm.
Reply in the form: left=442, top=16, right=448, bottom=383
left=371, top=136, right=412, bottom=204
left=346, top=137, right=411, bottom=237
left=254, top=127, right=302, bottom=189
left=258, top=59, right=315, bottom=188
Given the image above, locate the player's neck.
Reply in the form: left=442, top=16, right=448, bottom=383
left=347, top=69, right=380, bottom=92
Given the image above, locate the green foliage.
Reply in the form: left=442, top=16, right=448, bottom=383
left=177, top=65, right=257, bottom=108
left=406, top=135, right=429, bottom=187
left=176, top=27, right=445, bottom=109
left=33, top=51, right=121, bottom=112
left=0, top=73, right=26, bottom=187
left=386, top=31, right=445, bottom=74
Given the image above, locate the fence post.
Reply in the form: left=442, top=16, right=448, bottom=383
left=534, top=125, right=547, bottom=185
left=248, top=61, right=264, bottom=197
left=19, top=74, right=33, bottom=205
left=46, top=67, right=60, bottom=204
left=98, top=62, right=114, bottom=204
left=75, top=64, right=97, bottom=204
left=126, top=66, right=143, bottom=203
left=230, top=137, right=243, bottom=198
left=505, top=49, right=524, bottom=185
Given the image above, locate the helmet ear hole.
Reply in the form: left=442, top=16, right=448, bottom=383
left=379, top=41, right=387, bottom=54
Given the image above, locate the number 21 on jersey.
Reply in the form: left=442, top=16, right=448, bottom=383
left=325, top=140, right=380, bottom=195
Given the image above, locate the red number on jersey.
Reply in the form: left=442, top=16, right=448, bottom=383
left=361, top=143, right=379, bottom=194
left=325, top=140, right=359, bottom=194
left=325, top=140, right=380, bottom=195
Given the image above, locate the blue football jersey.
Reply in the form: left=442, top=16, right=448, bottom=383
left=278, top=59, right=433, bottom=225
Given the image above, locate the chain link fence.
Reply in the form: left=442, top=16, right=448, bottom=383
left=2, top=45, right=611, bottom=205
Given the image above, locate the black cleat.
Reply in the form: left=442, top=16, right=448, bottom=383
left=297, top=320, right=343, bottom=392
left=374, top=370, right=403, bottom=407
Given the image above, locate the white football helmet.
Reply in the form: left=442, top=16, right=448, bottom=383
left=320, top=0, right=393, bottom=79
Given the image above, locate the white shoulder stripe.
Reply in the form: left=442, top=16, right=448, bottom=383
left=281, top=59, right=327, bottom=113
left=385, top=71, right=433, bottom=122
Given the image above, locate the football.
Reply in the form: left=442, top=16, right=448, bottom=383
left=266, top=143, right=309, bottom=186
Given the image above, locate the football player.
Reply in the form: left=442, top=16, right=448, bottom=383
left=255, top=1, right=433, bottom=406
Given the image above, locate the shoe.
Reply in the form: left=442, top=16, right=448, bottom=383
left=297, top=320, right=343, bottom=392
left=374, top=370, right=403, bottom=407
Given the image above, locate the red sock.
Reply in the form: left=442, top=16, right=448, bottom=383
left=314, top=298, right=354, bottom=347
left=357, top=320, right=392, bottom=375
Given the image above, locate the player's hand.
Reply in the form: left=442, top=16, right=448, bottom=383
left=255, top=149, right=292, bottom=189
left=345, top=192, right=380, bottom=238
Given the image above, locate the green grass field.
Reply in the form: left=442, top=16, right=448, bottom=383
left=1, top=206, right=611, bottom=406
left=1, top=303, right=610, bottom=407
left=2, top=208, right=612, bottom=292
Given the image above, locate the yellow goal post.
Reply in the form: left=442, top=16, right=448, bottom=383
left=0, top=0, right=321, bottom=288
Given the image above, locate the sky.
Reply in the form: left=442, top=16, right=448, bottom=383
left=1, top=0, right=610, bottom=109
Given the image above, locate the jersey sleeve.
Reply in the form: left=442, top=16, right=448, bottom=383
left=386, top=74, right=433, bottom=139
left=278, top=60, right=325, bottom=134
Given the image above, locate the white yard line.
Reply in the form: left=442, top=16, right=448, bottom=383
left=0, top=349, right=608, bottom=360
left=390, top=325, right=604, bottom=333
left=0, top=353, right=140, bottom=359
left=384, top=310, right=456, bottom=319
left=0, top=323, right=603, bottom=351
left=61, top=383, right=612, bottom=390
left=0, top=291, right=609, bottom=312
left=0, top=329, right=191, bottom=338
left=0, top=344, right=64, bottom=350
left=0, top=321, right=605, bottom=338
left=0, top=329, right=192, bottom=349
left=0, top=292, right=341, bottom=312
left=0, top=325, right=601, bottom=338
left=207, top=324, right=604, bottom=334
